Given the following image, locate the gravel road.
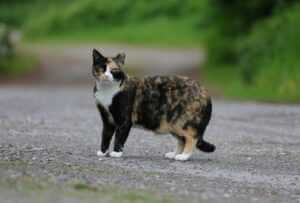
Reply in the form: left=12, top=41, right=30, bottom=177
left=0, top=44, right=300, bottom=203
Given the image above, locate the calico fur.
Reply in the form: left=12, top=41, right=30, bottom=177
left=92, top=49, right=215, bottom=161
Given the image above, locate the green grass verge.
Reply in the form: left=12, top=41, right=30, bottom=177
left=0, top=51, right=38, bottom=77
left=202, top=3, right=300, bottom=103
left=0, top=160, right=177, bottom=203
left=203, top=66, right=300, bottom=103
left=0, top=173, right=175, bottom=203
left=0, top=178, right=175, bottom=203
left=25, top=19, right=205, bottom=48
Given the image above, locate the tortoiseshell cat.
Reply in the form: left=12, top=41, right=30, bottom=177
left=92, top=49, right=215, bottom=161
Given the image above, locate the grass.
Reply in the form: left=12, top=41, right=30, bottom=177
left=22, top=0, right=210, bottom=48
left=0, top=160, right=178, bottom=203
left=202, top=66, right=300, bottom=103
left=25, top=19, right=205, bottom=48
left=202, top=3, right=300, bottom=103
left=0, top=175, right=177, bottom=203
left=3, top=0, right=300, bottom=102
left=0, top=51, right=39, bottom=78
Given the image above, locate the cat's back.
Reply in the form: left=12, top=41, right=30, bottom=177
left=130, top=75, right=211, bottom=132
left=139, top=75, right=209, bottom=102
left=123, top=75, right=208, bottom=96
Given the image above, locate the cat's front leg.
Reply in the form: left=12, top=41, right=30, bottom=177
left=174, top=135, right=196, bottom=161
left=96, top=104, right=116, bottom=157
left=110, top=122, right=132, bottom=158
left=97, top=122, right=115, bottom=157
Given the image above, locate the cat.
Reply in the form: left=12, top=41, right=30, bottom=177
left=92, top=49, right=215, bottom=161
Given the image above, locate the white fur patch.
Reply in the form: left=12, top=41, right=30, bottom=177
left=109, top=151, right=123, bottom=158
left=174, top=153, right=192, bottom=161
left=104, top=67, right=114, bottom=81
left=94, top=80, right=121, bottom=107
left=97, top=150, right=108, bottom=157
left=165, top=152, right=177, bottom=159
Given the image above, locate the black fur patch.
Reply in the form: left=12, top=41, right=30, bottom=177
left=111, top=70, right=126, bottom=83
left=96, top=103, right=115, bottom=153
left=135, top=88, right=165, bottom=130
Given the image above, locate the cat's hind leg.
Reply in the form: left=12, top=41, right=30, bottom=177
left=165, top=134, right=184, bottom=159
left=174, top=128, right=197, bottom=161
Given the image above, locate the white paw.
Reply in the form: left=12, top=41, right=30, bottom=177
left=96, top=150, right=108, bottom=157
left=174, top=153, right=191, bottom=161
left=165, top=152, right=176, bottom=159
left=109, top=151, right=123, bottom=158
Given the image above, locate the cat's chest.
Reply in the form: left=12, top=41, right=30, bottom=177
left=94, top=82, right=121, bottom=107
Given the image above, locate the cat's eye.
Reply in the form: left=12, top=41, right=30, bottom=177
left=99, top=64, right=107, bottom=70
left=94, top=65, right=107, bottom=74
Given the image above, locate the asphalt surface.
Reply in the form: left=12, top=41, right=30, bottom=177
left=0, top=44, right=300, bottom=203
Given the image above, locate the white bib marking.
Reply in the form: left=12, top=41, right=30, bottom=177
left=94, top=80, right=121, bottom=107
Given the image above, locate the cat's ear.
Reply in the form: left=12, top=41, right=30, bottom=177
left=113, top=53, right=126, bottom=66
left=93, top=49, right=106, bottom=65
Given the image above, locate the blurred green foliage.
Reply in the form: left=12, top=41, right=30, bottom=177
left=205, top=0, right=297, bottom=66
left=0, top=0, right=40, bottom=77
left=1, top=0, right=299, bottom=101
left=0, top=0, right=71, bottom=27
left=0, top=24, right=14, bottom=57
left=0, top=53, right=37, bottom=76
left=237, top=3, right=300, bottom=99
left=23, top=0, right=209, bottom=39
left=204, top=0, right=300, bottom=101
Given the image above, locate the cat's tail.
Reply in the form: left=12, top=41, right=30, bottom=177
left=197, top=140, right=216, bottom=153
left=196, top=98, right=216, bottom=153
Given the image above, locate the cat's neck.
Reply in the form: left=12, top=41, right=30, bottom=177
left=94, top=80, right=122, bottom=107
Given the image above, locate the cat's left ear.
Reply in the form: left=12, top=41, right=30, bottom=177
left=93, top=49, right=106, bottom=65
left=113, top=53, right=126, bottom=66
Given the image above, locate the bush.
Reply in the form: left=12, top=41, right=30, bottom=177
left=204, top=1, right=300, bottom=101
left=237, top=3, right=300, bottom=98
left=205, top=0, right=298, bottom=65
left=24, top=0, right=209, bottom=36
left=0, top=22, right=37, bottom=77
left=0, top=24, right=14, bottom=58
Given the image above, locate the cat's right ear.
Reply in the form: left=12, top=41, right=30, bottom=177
left=93, top=49, right=106, bottom=65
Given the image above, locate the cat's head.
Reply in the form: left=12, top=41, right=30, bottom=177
left=92, top=49, right=127, bottom=82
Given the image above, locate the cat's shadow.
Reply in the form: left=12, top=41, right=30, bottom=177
left=121, top=155, right=164, bottom=161
left=121, top=155, right=215, bottom=164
